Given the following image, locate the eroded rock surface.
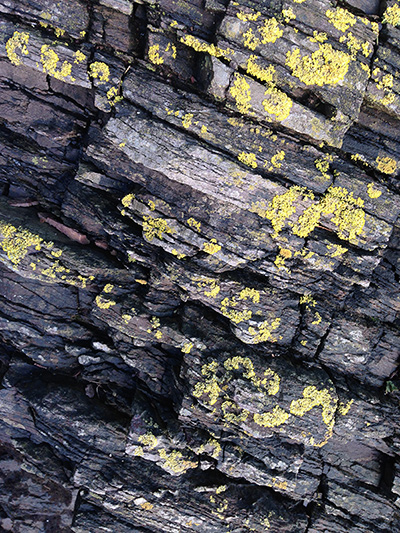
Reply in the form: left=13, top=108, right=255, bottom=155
left=1, top=0, right=400, bottom=531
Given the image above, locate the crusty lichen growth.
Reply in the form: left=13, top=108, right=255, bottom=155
left=383, top=4, right=400, bottom=26
left=40, top=45, right=72, bottom=80
left=290, top=385, right=337, bottom=445
left=367, top=183, right=382, bottom=199
left=325, top=7, right=356, bottom=32
left=6, top=31, right=29, bottom=65
left=203, top=239, right=221, bottom=254
left=286, top=44, right=351, bottom=86
left=158, top=449, right=197, bottom=474
left=220, top=297, right=252, bottom=324
left=95, top=295, right=116, bottom=309
left=148, top=44, right=164, bottom=65
left=229, top=74, right=252, bottom=114
left=0, top=221, right=42, bottom=265
left=263, top=86, right=293, bottom=121
left=259, top=186, right=301, bottom=236
left=88, top=61, right=110, bottom=83
left=248, top=317, right=281, bottom=342
left=254, top=406, right=289, bottom=427
left=238, top=151, right=257, bottom=168
left=143, top=216, right=175, bottom=242
left=180, top=35, right=233, bottom=58
left=181, top=342, right=193, bottom=353
left=138, top=432, right=158, bottom=449
left=376, top=156, right=397, bottom=174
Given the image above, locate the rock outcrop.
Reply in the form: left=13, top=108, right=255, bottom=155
left=1, top=0, right=400, bottom=531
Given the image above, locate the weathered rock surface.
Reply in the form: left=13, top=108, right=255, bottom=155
left=1, top=0, right=400, bottom=531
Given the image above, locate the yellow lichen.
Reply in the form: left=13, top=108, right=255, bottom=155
left=327, top=244, right=348, bottom=257
left=203, top=239, right=221, bottom=254
left=263, top=187, right=300, bottom=236
left=181, top=342, right=193, bottom=353
left=326, top=7, right=356, bottom=32
left=0, top=221, right=42, bottom=265
left=311, top=311, right=322, bottom=325
left=40, top=45, right=72, bottom=80
left=238, top=151, right=257, bottom=168
left=182, top=113, right=194, bottom=129
left=367, top=183, right=382, bottom=198
left=383, top=4, right=400, bottom=26
left=376, top=156, right=397, bottom=174
left=89, top=61, right=110, bottom=82
left=261, top=368, right=280, bottom=395
left=193, top=363, right=221, bottom=405
left=237, top=11, right=261, bottom=22
left=271, top=151, right=285, bottom=168
left=203, top=281, right=220, bottom=298
left=138, top=432, right=158, bottom=449
left=6, top=31, right=29, bottom=65
left=187, top=217, right=201, bottom=231
left=246, top=55, right=275, bottom=84
left=95, top=295, right=116, bottom=309
left=179, top=35, right=232, bottom=58
left=254, top=405, right=290, bottom=427
left=140, top=502, right=154, bottom=511
left=224, top=356, right=257, bottom=382
left=262, top=86, right=292, bottom=121
left=239, top=287, right=260, bottom=303
left=248, top=317, right=281, bottom=343
left=259, top=18, right=283, bottom=43
left=286, top=44, right=351, bottom=86
left=148, top=44, right=164, bottom=65
left=103, top=283, right=114, bottom=293
left=282, top=8, right=296, bottom=22
left=197, top=438, right=222, bottom=459
left=230, top=74, right=252, bottom=114
left=290, top=385, right=337, bottom=431
left=158, top=449, right=197, bottom=474
left=221, top=400, right=249, bottom=424
left=143, top=216, right=175, bottom=242
left=220, top=297, right=252, bottom=324
left=74, top=50, right=86, bottom=63
left=309, top=31, right=327, bottom=43
left=121, top=193, right=134, bottom=207
left=337, top=399, right=353, bottom=416
left=106, top=86, right=123, bottom=105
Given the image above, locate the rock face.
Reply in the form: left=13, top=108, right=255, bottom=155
left=1, top=0, right=400, bottom=531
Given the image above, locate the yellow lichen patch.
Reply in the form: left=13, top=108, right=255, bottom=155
left=230, top=74, right=252, bottom=114
left=201, top=125, right=208, bottom=134
left=262, top=187, right=301, bottom=236
left=326, top=7, right=356, bottom=32
left=315, top=155, right=332, bottom=178
left=290, top=385, right=337, bottom=431
left=179, top=35, right=232, bottom=58
left=140, top=502, right=154, bottom=511
left=262, top=86, right=292, bottom=121
left=261, top=368, right=280, bottom=395
left=193, top=363, right=221, bottom=405
left=237, top=10, right=261, bottom=22
left=182, top=113, right=194, bottom=129
left=327, top=244, right=348, bottom=257
left=95, top=295, right=116, bottom=309
left=309, top=31, right=327, bottom=43
left=138, top=432, right=158, bottom=449
left=224, top=356, right=257, bottom=383
left=158, top=449, right=197, bottom=474
left=367, top=183, right=382, bottom=199
left=187, top=217, right=201, bottom=232
left=221, top=400, right=249, bottom=424
left=106, top=86, right=123, bottom=106
left=271, top=151, right=285, bottom=168
left=148, top=44, right=164, bottom=65
left=74, top=50, right=86, bottom=63
left=238, top=151, right=257, bottom=168
left=259, top=18, right=283, bottom=43
left=248, top=317, right=281, bottom=343
left=197, top=438, right=222, bottom=459
left=171, top=249, right=186, bottom=259
left=89, top=61, right=110, bottom=82
left=282, top=8, right=296, bottom=22
left=337, top=399, right=353, bottom=416
left=0, top=221, right=42, bottom=265
left=293, top=186, right=365, bottom=241
left=6, top=31, right=29, bottom=66
left=254, top=405, right=289, bottom=427
left=383, top=4, right=400, bottom=26
left=121, top=193, right=134, bottom=208
left=203, top=239, right=221, bottom=254
left=246, top=55, right=275, bottom=84
left=376, top=155, right=397, bottom=174
left=220, top=297, right=252, bottom=324
left=239, top=287, right=260, bottom=304
left=339, top=32, right=371, bottom=59
left=135, top=279, right=147, bottom=285
left=181, top=342, right=193, bottom=353
left=203, top=280, right=220, bottom=298
left=40, top=45, right=72, bottom=80
left=311, top=311, right=322, bottom=325
left=300, top=294, right=316, bottom=306
left=143, top=216, right=175, bottom=241
left=243, top=28, right=260, bottom=51
left=286, top=44, right=351, bottom=86
left=165, top=42, right=177, bottom=59
left=103, top=283, right=114, bottom=293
